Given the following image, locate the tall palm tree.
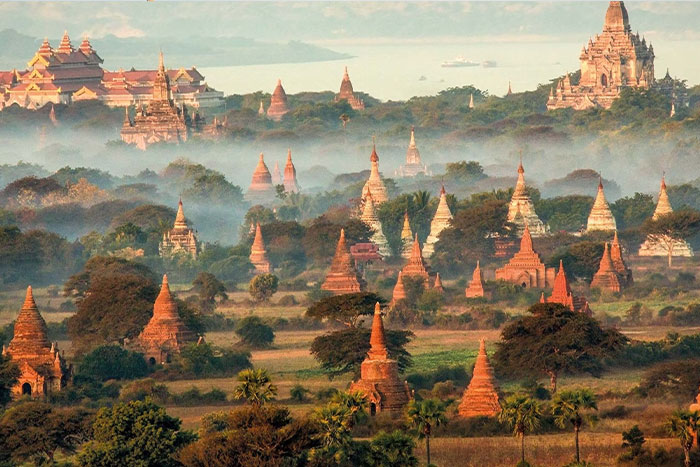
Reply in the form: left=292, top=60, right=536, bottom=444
left=665, top=410, right=700, bottom=467
left=412, top=190, right=431, bottom=212
left=232, top=368, right=277, bottom=406
left=551, top=389, right=598, bottom=464
left=407, top=398, right=446, bottom=466
left=330, top=390, right=368, bottom=426
left=312, top=403, right=353, bottom=448
left=498, top=394, right=543, bottom=466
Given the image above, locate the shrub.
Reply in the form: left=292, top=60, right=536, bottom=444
left=277, top=294, right=298, bottom=306
left=249, top=273, right=279, bottom=302
left=173, top=342, right=251, bottom=378
left=235, top=316, right=275, bottom=348
left=76, top=345, right=150, bottom=381
left=289, top=384, right=310, bottom=403
left=406, top=365, right=469, bottom=392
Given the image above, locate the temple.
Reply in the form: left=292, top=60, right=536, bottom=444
left=349, top=303, right=411, bottom=415
left=402, top=234, right=431, bottom=286
left=2, top=287, right=67, bottom=398
left=335, top=66, right=364, bottom=110
left=272, top=162, right=282, bottom=185
left=423, top=185, right=453, bottom=257
left=586, top=178, right=617, bottom=232
left=495, top=225, right=555, bottom=288
left=465, top=261, right=486, bottom=298
left=120, top=52, right=193, bottom=149
left=283, top=149, right=300, bottom=193
left=249, top=223, right=272, bottom=274
left=395, top=127, right=429, bottom=178
left=433, top=273, right=444, bottom=293
left=136, top=275, right=198, bottom=364
left=638, top=176, right=694, bottom=258
left=540, top=260, right=591, bottom=314
left=507, top=160, right=548, bottom=237
left=611, top=231, right=633, bottom=286
left=591, top=243, right=623, bottom=292
left=458, top=339, right=500, bottom=418
left=547, top=2, right=655, bottom=110
left=321, top=229, right=366, bottom=295
left=245, top=153, right=276, bottom=204
left=362, top=142, right=389, bottom=206
left=391, top=271, right=407, bottom=306
left=159, top=199, right=199, bottom=259
left=360, top=190, right=390, bottom=257
left=267, top=79, right=289, bottom=121
left=400, top=211, right=413, bottom=259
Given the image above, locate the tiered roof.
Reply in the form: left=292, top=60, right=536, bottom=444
left=590, top=243, right=621, bottom=292
left=396, top=127, right=429, bottom=177
left=267, top=79, right=289, bottom=121
left=424, top=185, right=453, bottom=257
left=610, top=231, right=633, bottom=286
left=283, top=149, right=300, bottom=193
left=507, top=160, right=548, bottom=237
left=495, top=225, right=555, bottom=288
left=401, top=234, right=430, bottom=284
left=541, top=261, right=591, bottom=314
left=360, top=190, right=390, bottom=257
left=159, top=199, right=198, bottom=259
left=391, top=271, right=407, bottom=305
left=250, top=223, right=271, bottom=274
left=458, top=339, right=500, bottom=418
left=587, top=178, right=617, bottom=232
left=245, top=153, right=276, bottom=204
left=335, top=66, right=364, bottom=110
left=321, top=229, right=365, bottom=295
left=465, top=261, right=485, bottom=298
left=433, top=273, right=444, bottom=293
left=362, top=142, right=388, bottom=205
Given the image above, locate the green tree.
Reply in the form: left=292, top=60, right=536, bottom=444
left=235, top=316, right=275, bottom=348
left=76, top=345, right=149, bottom=381
left=312, top=403, right=354, bottom=448
left=498, top=394, right=543, bottom=466
left=63, top=256, right=157, bottom=297
left=178, top=342, right=251, bottom=377
left=370, top=430, right=419, bottom=467
left=249, top=273, right=279, bottom=302
left=443, top=161, right=486, bottom=183
left=406, top=398, right=446, bottom=467
left=642, top=209, right=700, bottom=267
left=306, top=292, right=386, bottom=327
left=548, top=241, right=605, bottom=282
left=551, top=388, right=598, bottom=464
left=665, top=409, right=699, bottom=467
left=232, top=368, right=278, bottom=406
left=192, top=271, right=228, bottom=311
left=290, top=384, right=310, bottom=403
left=610, top=193, right=655, bottom=230
left=621, top=425, right=646, bottom=459
left=0, top=353, right=19, bottom=406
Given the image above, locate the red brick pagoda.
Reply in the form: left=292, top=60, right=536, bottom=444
left=458, top=339, right=501, bottom=418
left=540, top=260, right=591, bottom=315
left=335, top=66, right=364, bottom=110
left=249, top=223, right=272, bottom=274
left=267, top=79, right=289, bottom=121
left=495, top=225, right=555, bottom=289
left=321, top=229, right=365, bottom=295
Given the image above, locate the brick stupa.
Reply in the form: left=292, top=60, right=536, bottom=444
left=391, top=271, right=407, bottom=306
left=639, top=176, right=694, bottom=258
left=266, top=79, right=289, bottom=121
left=433, top=273, right=444, bottom=293
left=321, top=229, right=365, bottom=295
left=541, top=260, right=591, bottom=315
left=283, top=148, right=300, bottom=193
left=495, top=225, right=555, bottom=288
left=395, top=127, right=429, bottom=178
left=360, top=190, right=390, bottom=257
left=586, top=178, right=617, bottom=232
left=465, top=261, right=486, bottom=298
left=245, top=153, right=276, bottom=204
left=3, top=286, right=67, bottom=397
left=423, top=185, right=453, bottom=257
left=590, top=243, right=622, bottom=292
left=361, top=142, right=388, bottom=205
left=250, top=223, right=272, bottom=274
left=402, top=234, right=430, bottom=286
left=507, top=159, right=548, bottom=237
left=137, top=275, right=198, bottom=364
left=349, top=303, right=411, bottom=415
left=334, top=66, right=364, bottom=110
left=611, top=231, right=633, bottom=286
left=159, top=199, right=198, bottom=259
left=400, top=211, right=413, bottom=259
left=458, top=339, right=500, bottom=418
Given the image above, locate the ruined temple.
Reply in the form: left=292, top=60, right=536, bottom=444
left=159, top=199, right=198, bottom=259
left=586, top=179, right=617, bottom=232
left=245, top=153, right=276, bottom=205
left=458, top=339, right=500, bottom=418
left=335, top=66, right=364, bottom=110
left=321, top=229, right=365, bottom=295
left=507, top=160, right=548, bottom=237
left=495, top=225, right=555, bottom=288
left=541, top=260, right=591, bottom=315
left=423, top=185, right=453, bottom=257
left=638, top=176, right=693, bottom=258
left=465, top=261, right=486, bottom=298
left=267, top=79, right=289, bottom=121
left=249, top=223, right=272, bottom=274
left=362, top=142, right=388, bottom=206
left=590, top=243, right=622, bottom=293
left=395, top=127, right=429, bottom=178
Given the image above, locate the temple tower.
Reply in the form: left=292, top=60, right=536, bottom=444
left=283, top=148, right=300, bottom=193
left=423, top=185, right=453, bottom=257
left=433, top=273, right=444, bottom=293
left=611, top=231, right=633, bottom=286
left=335, top=66, right=364, bottom=110
left=639, top=176, right=694, bottom=257
left=586, top=178, right=617, bottom=232
left=159, top=199, right=198, bottom=259
left=458, top=339, right=500, bottom=418
left=590, top=243, right=622, bottom=292
left=321, top=229, right=365, bottom=295
left=267, top=79, right=289, bottom=121
left=402, top=234, right=430, bottom=285
left=391, top=271, right=407, bottom=306
left=245, top=153, right=276, bottom=204
left=400, top=211, right=413, bottom=259
left=507, top=159, right=548, bottom=237
left=250, top=223, right=272, bottom=274
left=396, top=127, right=429, bottom=177
left=541, top=260, right=591, bottom=314
left=362, top=142, right=388, bottom=205
left=495, top=225, right=555, bottom=288
left=360, top=190, right=390, bottom=257
left=465, top=261, right=486, bottom=298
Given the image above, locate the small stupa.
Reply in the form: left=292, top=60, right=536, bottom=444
left=401, top=234, right=430, bottom=285
left=159, top=199, right=199, bottom=259
left=586, top=178, right=617, bottom=232
left=283, top=148, right=300, bottom=193
left=334, top=66, right=364, bottom=110
left=391, top=271, right=407, bottom=306
left=638, top=175, right=693, bottom=257
left=458, top=339, right=500, bottom=418
left=245, top=153, right=276, bottom=204
left=400, top=211, right=414, bottom=259
left=250, top=223, right=272, bottom=274
left=360, top=190, right=391, bottom=257
left=465, top=261, right=486, bottom=298
left=349, top=303, right=411, bottom=415
left=395, top=127, right=429, bottom=177
left=423, top=185, right=453, bottom=257
left=361, top=141, right=388, bottom=205
left=590, top=243, right=622, bottom=292
left=469, top=93, right=475, bottom=109
left=610, top=231, right=633, bottom=286
left=507, top=159, right=548, bottom=237
left=258, top=100, right=265, bottom=116
left=495, top=225, right=555, bottom=288
left=540, top=260, right=591, bottom=314
left=266, top=79, right=289, bottom=121
left=321, top=229, right=365, bottom=295
left=433, top=273, right=444, bottom=293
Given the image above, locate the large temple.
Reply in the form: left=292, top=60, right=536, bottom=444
left=546, top=1, right=655, bottom=110
left=495, top=225, right=555, bottom=288
left=507, top=160, right=548, bottom=237
left=3, top=287, right=67, bottom=398
left=349, top=303, right=411, bottom=415
left=245, top=153, right=277, bottom=205
left=267, top=79, right=290, bottom=121
left=423, top=185, right=453, bottom=257
left=159, top=199, right=199, bottom=259
left=249, top=223, right=272, bottom=274
left=540, top=260, right=591, bottom=314
left=321, top=229, right=366, bottom=295
left=395, top=127, right=429, bottom=178
left=360, top=190, right=390, bottom=257
left=458, top=339, right=500, bottom=418
left=283, top=149, right=300, bottom=193
left=586, top=179, right=617, bottom=232
left=334, top=66, right=364, bottom=110
left=361, top=142, right=389, bottom=206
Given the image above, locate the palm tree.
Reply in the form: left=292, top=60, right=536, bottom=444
left=407, top=398, right=446, bottom=466
left=412, top=190, right=431, bottom=211
left=330, top=390, right=368, bottom=426
left=312, top=403, right=353, bottom=448
left=551, top=389, right=598, bottom=464
left=232, top=368, right=277, bottom=406
left=665, top=410, right=700, bottom=467
left=498, top=394, right=543, bottom=466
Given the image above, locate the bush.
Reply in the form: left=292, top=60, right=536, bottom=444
left=249, top=273, right=279, bottom=302
left=172, top=342, right=251, bottom=378
left=289, top=384, right=310, bottom=403
left=277, top=294, right=298, bottom=306
left=76, top=345, right=150, bottom=381
left=406, top=365, right=469, bottom=392
left=235, top=316, right=275, bottom=348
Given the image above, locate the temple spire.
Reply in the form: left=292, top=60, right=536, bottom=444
left=458, top=339, right=500, bottom=418
left=154, top=274, right=178, bottom=319
left=367, top=302, right=388, bottom=360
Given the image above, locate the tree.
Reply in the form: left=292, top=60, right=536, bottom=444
left=78, top=400, right=193, bottom=467
left=493, top=303, right=627, bottom=393
left=76, top=345, right=150, bottom=381
left=192, top=271, right=228, bottom=311
left=642, top=209, right=700, bottom=267
left=235, top=316, right=275, bottom=348
left=369, top=430, right=418, bottom=467
left=63, top=256, right=157, bottom=298
left=548, top=241, right=605, bottom=282
left=665, top=410, right=699, bottom=467
left=498, top=394, right=543, bottom=466
left=249, top=273, right=279, bottom=302
left=637, top=359, right=700, bottom=399
left=306, top=292, right=386, bottom=327
left=407, top=398, right=446, bottom=467
left=610, top=193, right=655, bottom=230
left=178, top=342, right=251, bottom=377
left=621, top=425, right=646, bottom=459
left=551, top=388, right=598, bottom=464
left=444, top=161, right=486, bottom=183
left=312, top=403, right=354, bottom=449
left=232, top=368, right=278, bottom=406
left=0, top=354, right=19, bottom=407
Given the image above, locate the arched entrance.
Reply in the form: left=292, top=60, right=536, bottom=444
left=148, top=357, right=156, bottom=365
left=370, top=403, right=377, bottom=416
left=601, top=73, right=608, bottom=87
left=21, top=383, right=31, bottom=396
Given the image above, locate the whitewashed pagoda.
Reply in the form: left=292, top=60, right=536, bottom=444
left=423, top=185, right=453, bottom=257
left=395, top=127, right=429, bottom=177
left=159, top=199, right=198, bottom=259
left=586, top=178, right=617, bottom=232
left=361, top=141, right=388, bottom=205
left=360, top=190, right=390, bottom=257
left=507, top=159, right=548, bottom=237
left=400, top=211, right=413, bottom=259
left=638, top=175, right=693, bottom=257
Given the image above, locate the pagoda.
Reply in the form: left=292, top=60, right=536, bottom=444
left=349, top=303, right=411, bottom=416
left=590, top=243, right=622, bottom=292
left=2, top=287, right=67, bottom=398
left=159, top=199, right=198, bottom=259
left=321, top=229, right=365, bottom=295
left=395, top=127, right=429, bottom=178
left=250, top=223, right=272, bottom=274
left=423, top=185, right=453, bottom=257
left=361, top=142, right=388, bottom=206
left=137, top=275, right=198, bottom=364
left=360, top=190, right=390, bottom=257
left=458, top=339, right=500, bottom=418
left=272, top=162, right=282, bottom=185
left=258, top=100, right=265, bottom=116
left=507, top=160, right=548, bottom=237
left=283, top=149, right=300, bottom=193
left=433, top=273, right=444, bottom=293
left=586, top=178, right=617, bottom=232
left=402, top=234, right=430, bottom=286
left=267, top=79, right=289, bottom=121
left=547, top=1, right=655, bottom=110
left=334, top=66, right=364, bottom=110
left=120, top=52, right=191, bottom=150
left=540, top=260, right=591, bottom=315
left=465, top=261, right=486, bottom=298
left=611, top=231, right=633, bottom=286
left=400, top=211, right=413, bottom=259
left=495, top=225, right=555, bottom=288
left=638, top=176, right=694, bottom=258
left=391, top=271, right=407, bottom=306
left=245, top=153, right=276, bottom=204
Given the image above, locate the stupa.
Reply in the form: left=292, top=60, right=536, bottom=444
left=360, top=190, right=390, bottom=257
left=433, top=273, right=444, bottom=293
left=349, top=303, right=411, bottom=415
left=266, top=79, right=289, bottom=121
left=250, top=223, right=272, bottom=274
left=458, top=339, right=501, bottom=418
left=586, top=178, right=617, bottom=232
left=257, top=100, right=265, bottom=116
left=495, top=225, right=555, bottom=288
left=400, top=211, right=413, bottom=259
left=334, top=66, right=364, bottom=110
left=3, top=287, right=67, bottom=397
left=137, top=275, right=198, bottom=364
left=391, top=271, right=407, bottom=306
left=465, top=261, right=486, bottom=298
left=590, top=243, right=622, bottom=292
left=611, top=231, right=633, bottom=286
left=361, top=142, right=388, bottom=206
left=283, top=148, right=300, bottom=193
left=423, top=185, right=453, bottom=257
left=159, top=199, right=198, bottom=259
left=321, top=229, right=365, bottom=295
left=245, top=153, right=276, bottom=204
left=638, top=176, right=693, bottom=257
left=272, top=162, right=282, bottom=185
left=507, top=160, right=548, bottom=237
left=401, top=234, right=430, bottom=286
left=469, top=93, right=475, bottom=109
left=395, top=127, right=429, bottom=178
left=540, top=260, right=591, bottom=315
